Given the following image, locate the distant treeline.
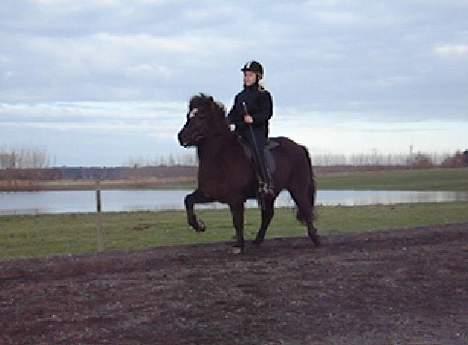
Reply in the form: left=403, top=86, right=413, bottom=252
left=1, top=148, right=467, bottom=182
left=0, top=166, right=197, bottom=181
left=311, top=151, right=468, bottom=167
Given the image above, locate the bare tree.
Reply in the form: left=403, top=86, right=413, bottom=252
left=0, top=147, right=50, bottom=169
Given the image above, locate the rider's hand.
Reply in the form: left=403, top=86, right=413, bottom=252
left=244, top=115, right=254, bottom=124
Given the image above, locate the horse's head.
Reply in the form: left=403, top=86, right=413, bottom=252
left=178, top=93, right=228, bottom=147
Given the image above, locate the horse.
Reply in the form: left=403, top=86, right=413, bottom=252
left=177, top=93, right=321, bottom=253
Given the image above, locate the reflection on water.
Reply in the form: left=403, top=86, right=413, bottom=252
left=1, top=189, right=468, bottom=216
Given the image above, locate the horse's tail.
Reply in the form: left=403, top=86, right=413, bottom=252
left=296, top=145, right=317, bottom=224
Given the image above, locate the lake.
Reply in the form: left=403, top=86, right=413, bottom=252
left=1, top=189, right=468, bottom=216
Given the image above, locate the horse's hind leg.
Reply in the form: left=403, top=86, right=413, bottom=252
left=184, top=189, right=213, bottom=232
left=289, top=187, right=321, bottom=247
left=253, top=196, right=275, bottom=246
left=307, top=223, right=321, bottom=246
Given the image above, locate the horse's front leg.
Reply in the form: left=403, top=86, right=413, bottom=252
left=253, top=195, right=275, bottom=246
left=229, top=202, right=245, bottom=254
left=184, top=189, right=213, bottom=232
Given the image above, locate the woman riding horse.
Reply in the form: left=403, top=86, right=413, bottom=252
left=178, top=92, right=320, bottom=254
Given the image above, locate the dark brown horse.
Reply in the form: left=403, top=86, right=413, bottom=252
left=177, top=94, right=320, bottom=253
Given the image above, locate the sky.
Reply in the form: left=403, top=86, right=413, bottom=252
left=1, top=0, right=467, bottom=166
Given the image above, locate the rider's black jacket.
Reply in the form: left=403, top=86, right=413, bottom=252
left=227, top=84, right=273, bottom=139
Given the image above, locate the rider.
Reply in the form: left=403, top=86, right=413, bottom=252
left=227, top=60, right=274, bottom=196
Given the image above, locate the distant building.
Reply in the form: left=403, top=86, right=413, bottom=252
left=463, top=150, right=468, bottom=166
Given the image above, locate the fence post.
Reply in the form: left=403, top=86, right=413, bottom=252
left=96, top=180, right=104, bottom=252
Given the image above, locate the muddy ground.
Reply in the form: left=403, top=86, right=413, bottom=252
left=1, top=223, right=467, bottom=345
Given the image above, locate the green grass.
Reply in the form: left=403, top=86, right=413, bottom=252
left=1, top=202, right=468, bottom=261
left=317, top=168, right=468, bottom=191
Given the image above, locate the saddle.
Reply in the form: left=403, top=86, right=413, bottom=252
left=238, top=137, right=280, bottom=174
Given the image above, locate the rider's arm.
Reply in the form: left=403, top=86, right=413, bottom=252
left=227, top=95, right=246, bottom=130
left=250, top=91, right=273, bottom=125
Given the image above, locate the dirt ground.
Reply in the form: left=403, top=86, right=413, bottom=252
left=1, top=223, right=467, bottom=345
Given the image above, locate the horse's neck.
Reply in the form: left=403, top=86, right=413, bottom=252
left=197, top=134, right=243, bottom=169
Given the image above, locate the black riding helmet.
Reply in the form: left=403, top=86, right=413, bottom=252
left=241, top=60, right=264, bottom=79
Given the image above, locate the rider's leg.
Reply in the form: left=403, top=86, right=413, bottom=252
left=240, top=129, right=273, bottom=205
left=254, top=131, right=274, bottom=194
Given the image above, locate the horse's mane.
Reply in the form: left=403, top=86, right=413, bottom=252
left=189, top=93, right=226, bottom=120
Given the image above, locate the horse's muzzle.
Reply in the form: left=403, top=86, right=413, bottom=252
left=178, top=130, right=188, bottom=147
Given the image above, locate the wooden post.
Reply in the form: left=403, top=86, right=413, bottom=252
left=96, top=180, right=104, bottom=252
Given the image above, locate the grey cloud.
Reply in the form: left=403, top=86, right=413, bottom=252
left=2, top=1, right=467, bottom=117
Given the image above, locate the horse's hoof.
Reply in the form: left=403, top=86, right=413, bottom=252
left=307, top=227, right=321, bottom=247
left=196, top=219, right=206, bottom=232
left=310, top=234, right=321, bottom=247
left=231, top=247, right=243, bottom=255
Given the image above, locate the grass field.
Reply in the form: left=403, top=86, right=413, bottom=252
left=1, top=202, right=468, bottom=261
left=317, top=167, right=468, bottom=190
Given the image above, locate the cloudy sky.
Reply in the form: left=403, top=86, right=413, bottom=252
left=1, top=0, right=467, bottom=166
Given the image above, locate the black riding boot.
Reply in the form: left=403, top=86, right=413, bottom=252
left=256, top=147, right=274, bottom=196
left=250, top=137, right=274, bottom=208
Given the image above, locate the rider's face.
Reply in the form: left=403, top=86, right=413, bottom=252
left=243, top=71, right=257, bottom=86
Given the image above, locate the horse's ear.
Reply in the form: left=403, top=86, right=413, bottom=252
left=209, top=96, right=214, bottom=102
left=210, top=101, right=216, bottom=111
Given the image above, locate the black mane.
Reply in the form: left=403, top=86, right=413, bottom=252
left=189, top=93, right=226, bottom=119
